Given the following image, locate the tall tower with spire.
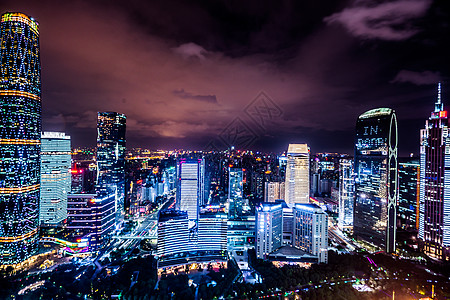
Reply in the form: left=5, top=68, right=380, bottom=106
left=419, top=82, right=450, bottom=261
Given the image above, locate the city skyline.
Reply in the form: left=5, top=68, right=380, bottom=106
left=2, top=0, right=449, bottom=155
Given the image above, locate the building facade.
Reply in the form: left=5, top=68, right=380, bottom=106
left=338, top=159, right=354, bottom=230
left=40, top=132, right=71, bottom=226
left=264, top=181, right=285, bottom=202
left=255, top=202, right=283, bottom=259
left=419, top=83, right=450, bottom=260
left=0, top=13, right=41, bottom=264
left=66, top=193, right=115, bottom=251
left=96, top=112, right=126, bottom=221
left=228, top=167, right=243, bottom=219
left=157, top=210, right=190, bottom=258
left=198, top=212, right=228, bottom=252
left=293, top=203, right=328, bottom=263
left=354, top=108, right=397, bottom=253
left=285, top=144, right=310, bottom=206
left=176, top=158, right=205, bottom=222
left=398, top=159, right=419, bottom=231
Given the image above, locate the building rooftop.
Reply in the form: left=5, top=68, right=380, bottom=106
left=358, top=108, right=393, bottom=119
left=159, top=209, right=188, bottom=222
left=287, top=144, right=309, bottom=154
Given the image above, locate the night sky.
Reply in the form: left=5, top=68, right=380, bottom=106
left=3, top=0, right=450, bottom=155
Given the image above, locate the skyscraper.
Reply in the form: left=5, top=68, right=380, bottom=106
left=354, top=108, right=397, bottom=253
left=256, top=202, right=283, bottom=259
left=96, top=112, right=126, bottom=221
left=264, top=181, right=285, bottom=202
left=285, top=144, right=310, bottom=206
left=338, top=159, right=354, bottom=230
left=293, top=203, right=328, bottom=263
left=40, top=132, right=71, bottom=226
left=228, top=167, right=243, bottom=219
left=419, top=83, right=450, bottom=260
left=398, top=159, right=419, bottom=231
left=176, top=158, right=205, bottom=222
left=0, top=12, right=41, bottom=264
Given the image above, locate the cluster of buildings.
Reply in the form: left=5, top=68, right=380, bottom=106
left=0, top=11, right=449, bottom=273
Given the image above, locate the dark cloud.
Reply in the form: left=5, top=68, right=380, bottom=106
left=3, top=0, right=450, bottom=154
left=172, top=89, right=218, bottom=104
left=391, top=70, right=441, bottom=85
left=324, top=0, right=432, bottom=40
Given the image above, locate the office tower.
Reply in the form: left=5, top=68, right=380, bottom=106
left=354, top=108, right=397, bottom=253
left=293, top=203, right=328, bottom=263
left=40, top=132, right=71, bottom=226
left=264, top=181, right=285, bottom=202
left=66, top=193, right=115, bottom=250
left=96, top=112, right=126, bottom=221
left=255, top=202, right=283, bottom=259
left=0, top=13, right=41, bottom=264
left=228, top=167, right=243, bottom=219
left=157, top=210, right=190, bottom=258
left=285, top=144, right=310, bottom=206
left=338, top=159, right=354, bottom=230
left=176, top=158, right=205, bottom=222
left=198, top=212, right=228, bottom=252
left=419, top=83, right=450, bottom=260
left=227, top=215, right=255, bottom=250
left=398, top=159, right=419, bottom=231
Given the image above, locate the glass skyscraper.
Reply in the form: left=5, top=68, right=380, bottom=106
left=419, top=83, right=450, bottom=260
left=338, top=158, right=354, bottom=230
left=96, top=112, right=126, bottom=222
left=354, top=108, right=397, bottom=253
left=256, top=202, right=283, bottom=259
left=398, top=158, right=419, bottom=231
left=0, top=13, right=41, bottom=264
left=285, top=144, right=310, bottom=207
left=40, top=132, right=71, bottom=226
left=228, top=167, right=243, bottom=219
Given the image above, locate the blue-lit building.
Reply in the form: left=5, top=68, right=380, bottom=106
left=228, top=167, right=244, bottom=219
left=354, top=108, right=398, bottom=253
left=40, top=132, right=71, bottom=226
left=198, top=212, right=228, bottom=252
left=0, top=12, right=41, bottom=264
left=419, top=83, right=450, bottom=260
left=293, top=203, right=328, bottom=263
left=398, top=158, right=419, bottom=231
left=96, top=112, right=126, bottom=222
left=338, top=159, right=354, bottom=230
left=256, top=202, right=283, bottom=259
left=176, top=158, right=205, bottom=223
left=66, top=193, right=115, bottom=251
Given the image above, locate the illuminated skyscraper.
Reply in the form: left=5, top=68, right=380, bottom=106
left=354, top=108, right=397, bottom=253
left=419, top=83, right=450, bottom=260
left=228, top=167, right=243, bottom=219
left=338, top=159, right=354, bottom=230
left=96, top=112, right=126, bottom=221
left=285, top=144, right=310, bottom=207
left=256, top=202, right=283, bottom=259
left=40, top=132, right=71, bottom=226
left=176, top=158, right=205, bottom=222
left=264, top=181, right=285, bottom=202
left=293, top=203, right=328, bottom=263
left=0, top=12, right=41, bottom=264
left=398, top=159, right=419, bottom=231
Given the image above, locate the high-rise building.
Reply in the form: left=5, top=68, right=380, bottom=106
left=285, top=144, right=310, bottom=207
left=0, top=12, right=41, bottom=264
left=256, top=202, right=283, bottom=259
left=198, top=212, right=228, bottom=252
left=228, top=167, right=243, bottom=219
left=176, top=158, right=205, bottom=222
left=338, top=159, right=354, bottom=230
left=264, top=181, right=285, bottom=202
left=157, top=210, right=190, bottom=258
left=354, top=108, right=398, bottom=253
left=66, top=193, right=115, bottom=251
left=419, top=83, right=450, bottom=260
left=96, top=112, right=126, bottom=221
left=293, top=203, right=328, bottom=263
left=40, top=132, right=71, bottom=226
left=398, top=159, right=419, bottom=231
